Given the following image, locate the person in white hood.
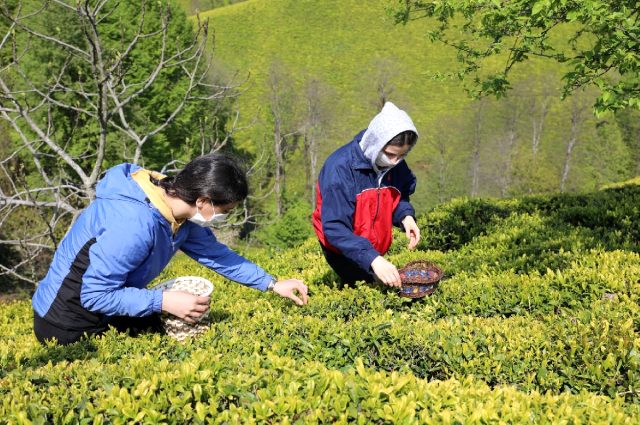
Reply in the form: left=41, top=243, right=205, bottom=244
left=312, top=102, right=421, bottom=287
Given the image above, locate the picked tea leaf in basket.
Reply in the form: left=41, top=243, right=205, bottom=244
left=153, top=276, right=213, bottom=342
left=398, top=260, right=444, bottom=299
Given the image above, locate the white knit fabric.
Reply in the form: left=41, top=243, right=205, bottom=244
left=359, top=102, right=418, bottom=170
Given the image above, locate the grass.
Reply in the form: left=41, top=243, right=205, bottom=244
left=192, top=0, right=633, bottom=211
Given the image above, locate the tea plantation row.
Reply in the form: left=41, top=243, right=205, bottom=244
left=1, top=180, right=638, bottom=423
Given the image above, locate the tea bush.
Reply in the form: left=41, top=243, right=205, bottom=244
left=1, top=182, right=639, bottom=423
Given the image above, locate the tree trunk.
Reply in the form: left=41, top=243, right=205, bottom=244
left=531, top=100, right=549, bottom=161
left=310, top=135, right=318, bottom=208
left=499, top=105, right=519, bottom=197
left=560, top=99, right=584, bottom=192
left=274, top=117, right=283, bottom=217
left=470, top=101, right=484, bottom=197
left=303, top=133, right=312, bottom=203
left=436, top=141, right=447, bottom=203
left=303, top=132, right=318, bottom=207
left=530, top=88, right=551, bottom=163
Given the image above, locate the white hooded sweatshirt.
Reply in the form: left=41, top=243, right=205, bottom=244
left=359, top=102, right=419, bottom=173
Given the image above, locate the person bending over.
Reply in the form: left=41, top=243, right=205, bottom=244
left=33, top=154, right=308, bottom=345
left=312, top=102, right=421, bottom=287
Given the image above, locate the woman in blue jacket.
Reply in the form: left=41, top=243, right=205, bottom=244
left=32, top=154, right=308, bottom=345
left=312, top=102, right=421, bottom=287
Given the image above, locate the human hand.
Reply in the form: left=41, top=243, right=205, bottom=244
left=161, top=291, right=211, bottom=324
left=371, top=256, right=401, bottom=287
left=273, top=278, right=309, bottom=306
left=402, top=216, right=421, bottom=250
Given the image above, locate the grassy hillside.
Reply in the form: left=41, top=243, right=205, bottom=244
left=2, top=180, right=639, bottom=422
left=203, top=0, right=471, bottom=210
left=175, top=0, right=246, bottom=15
left=198, top=0, right=632, bottom=211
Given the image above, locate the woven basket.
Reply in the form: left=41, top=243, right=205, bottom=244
left=154, top=276, right=213, bottom=342
left=398, top=260, right=444, bottom=299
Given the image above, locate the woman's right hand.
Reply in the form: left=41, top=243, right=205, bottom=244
left=371, top=256, right=402, bottom=287
left=161, top=291, right=211, bottom=324
left=273, top=278, right=309, bottom=306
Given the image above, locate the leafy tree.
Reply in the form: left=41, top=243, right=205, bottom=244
left=0, top=0, right=234, bottom=284
left=393, top=0, right=640, bottom=114
left=614, top=108, right=640, bottom=173
left=266, top=59, right=299, bottom=217
left=253, top=199, right=314, bottom=250
left=300, top=77, right=332, bottom=207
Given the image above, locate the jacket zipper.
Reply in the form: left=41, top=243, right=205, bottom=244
left=372, top=170, right=388, bottom=223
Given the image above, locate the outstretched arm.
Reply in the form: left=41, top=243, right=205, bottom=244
left=181, top=225, right=308, bottom=305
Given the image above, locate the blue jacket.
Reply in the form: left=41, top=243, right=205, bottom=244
left=312, top=131, right=417, bottom=272
left=32, top=163, right=273, bottom=331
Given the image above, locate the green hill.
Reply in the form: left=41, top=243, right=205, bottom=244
left=176, top=0, right=246, bottom=15
left=2, top=180, right=639, bottom=422
left=199, top=0, right=633, bottom=211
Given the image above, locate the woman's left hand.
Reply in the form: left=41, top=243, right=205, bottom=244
left=402, top=216, right=421, bottom=250
left=273, top=279, right=309, bottom=306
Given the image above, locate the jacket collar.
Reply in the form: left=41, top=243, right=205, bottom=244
left=131, top=169, right=184, bottom=234
left=350, top=130, right=374, bottom=171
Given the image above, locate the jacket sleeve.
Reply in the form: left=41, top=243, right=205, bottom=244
left=319, top=164, right=380, bottom=271
left=392, top=164, right=417, bottom=227
left=180, top=224, right=273, bottom=291
left=80, top=208, right=163, bottom=317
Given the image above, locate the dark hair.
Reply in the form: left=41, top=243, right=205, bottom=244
left=387, top=130, right=418, bottom=148
left=155, top=154, right=248, bottom=205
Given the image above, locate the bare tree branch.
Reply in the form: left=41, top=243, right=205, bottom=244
left=1, top=1, right=90, bottom=59
left=0, top=78, right=92, bottom=186
left=0, top=0, right=234, bottom=284
left=0, top=258, right=41, bottom=284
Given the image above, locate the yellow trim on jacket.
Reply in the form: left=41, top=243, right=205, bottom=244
left=131, top=169, right=184, bottom=234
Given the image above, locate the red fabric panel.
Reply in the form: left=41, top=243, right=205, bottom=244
left=353, top=186, right=400, bottom=254
left=312, top=182, right=339, bottom=253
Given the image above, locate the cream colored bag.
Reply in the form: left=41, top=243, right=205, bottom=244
left=153, top=276, right=214, bottom=342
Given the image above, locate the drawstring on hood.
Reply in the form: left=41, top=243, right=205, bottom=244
left=359, top=102, right=418, bottom=172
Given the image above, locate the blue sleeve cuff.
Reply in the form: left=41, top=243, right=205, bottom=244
left=256, top=274, right=275, bottom=292
left=152, top=289, right=164, bottom=313
left=357, top=249, right=381, bottom=273
left=393, top=201, right=415, bottom=227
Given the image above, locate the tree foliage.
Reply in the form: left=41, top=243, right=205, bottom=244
left=0, top=0, right=235, bottom=284
left=393, top=0, right=640, bottom=114
left=253, top=199, right=314, bottom=250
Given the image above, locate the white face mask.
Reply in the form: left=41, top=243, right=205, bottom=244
left=375, top=151, right=397, bottom=169
left=209, top=212, right=228, bottom=224
left=188, top=202, right=228, bottom=227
